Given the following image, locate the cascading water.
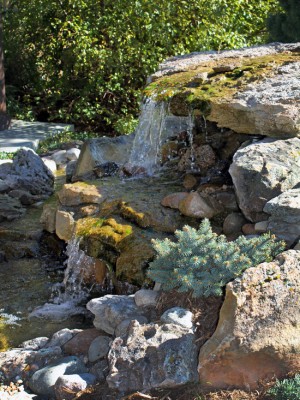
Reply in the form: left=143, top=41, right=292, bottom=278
left=29, top=237, right=96, bottom=321
left=129, top=98, right=168, bottom=175
left=128, top=97, right=196, bottom=175
left=186, top=109, right=195, bottom=171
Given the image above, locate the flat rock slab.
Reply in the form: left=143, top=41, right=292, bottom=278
left=0, top=120, right=74, bottom=153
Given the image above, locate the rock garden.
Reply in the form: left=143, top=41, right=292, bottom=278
left=0, top=42, right=299, bottom=399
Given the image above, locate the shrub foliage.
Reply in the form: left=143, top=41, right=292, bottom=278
left=147, top=219, right=285, bottom=297
left=4, top=0, right=279, bottom=131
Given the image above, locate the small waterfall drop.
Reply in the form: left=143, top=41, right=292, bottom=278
left=129, top=98, right=167, bottom=175
left=187, top=109, right=195, bottom=171
left=29, top=237, right=96, bottom=321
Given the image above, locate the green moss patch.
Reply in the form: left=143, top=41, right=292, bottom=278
left=76, top=217, right=133, bottom=248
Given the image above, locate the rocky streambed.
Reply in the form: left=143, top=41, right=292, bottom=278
left=0, top=42, right=300, bottom=399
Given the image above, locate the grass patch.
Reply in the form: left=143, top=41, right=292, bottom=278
left=0, top=152, right=15, bottom=160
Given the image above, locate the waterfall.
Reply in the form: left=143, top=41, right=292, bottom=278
left=128, top=98, right=167, bottom=175
left=29, top=237, right=96, bottom=321
left=129, top=97, right=195, bottom=175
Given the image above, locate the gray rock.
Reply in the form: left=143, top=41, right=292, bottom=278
left=73, top=135, right=134, bottom=180
left=66, top=160, right=77, bottom=183
left=229, top=138, right=300, bottom=222
left=107, top=321, right=198, bottom=392
left=10, top=148, right=54, bottom=195
left=134, top=289, right=159, bottom=308
left=20, top=337, right=49, bottom=350
left=160, top=307, right=194, bottom=330
left=8, top=189, right=42, bottom=206
left=0, top=179, right=10, bottom=193
left=86, top=295, right=147, bottom=335
left=0, top=194, right=26, bottom=221
left=263, top=188, right=300, bottom=245
left=223, top=212, right=247, bottom=235
left=54, top=373, right=96, bottom=400
left=88, top=336, right=111, bottom=362
left=42, top=158, right=57, bottom=173
left=46, top=328, right=82, bottom=348
left=66, top=148, right=81, bottom=161
left=115, top=316, right=148, bottom=338
left=40, top=204, right=57, bottom=233
left=29, top=356, right=87, bottom=397
left=0, top=346, right=62, bottom=382
left=89, top=359, right=109, bottom=382
left=51, top=150, right=68, bottom=167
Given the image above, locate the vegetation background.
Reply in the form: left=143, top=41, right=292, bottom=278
left=4, top=0, right=284, bottom=134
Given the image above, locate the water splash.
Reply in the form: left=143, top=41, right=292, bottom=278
left=29, top=237, right=96, bottom=321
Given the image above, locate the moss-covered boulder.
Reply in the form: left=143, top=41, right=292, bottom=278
left=147, top=43, right=300, bottom=138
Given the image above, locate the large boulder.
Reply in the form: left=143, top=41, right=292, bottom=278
left=150, top=43, right=300, bottom=138
left=229, top=138, right=300, bottom=222
left=73, top=135, right=134, bottom=180
left=0, top=148, right=54, bottom=196
left=208, top=62, right=300, bottom=137
left=264, top=188, right=300, bottom=246
left=198, top=250, right=300, bottom=390
left=107, top=320, right=198, bottom=393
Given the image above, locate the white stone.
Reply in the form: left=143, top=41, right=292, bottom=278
left=160, top=307, right=194, bottom=330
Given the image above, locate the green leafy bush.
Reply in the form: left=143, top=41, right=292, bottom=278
left=4, top=0, right=279, bottom=132
left=147, top=219, right=285, bottom=297
left=268, top=374, right=300, bottom=400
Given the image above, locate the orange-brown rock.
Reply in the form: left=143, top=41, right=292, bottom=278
left=63, top=328, right=105, bottom=356
left=161, top=192, right=188, bottom=209
left=178, top=192, right=220, bottom=219
left=55, top=210, right=75, bottom=241
left=58, top=182, right=104, bottom=206
left=183, top=174, right=198, bottom=190
left=198, top=250, right=300, bottom=390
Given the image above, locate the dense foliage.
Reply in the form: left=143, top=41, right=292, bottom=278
left=268, top=374, right=300, bottom=400
left=5, top=0, right=279, bottom=132
left=267, top=0, right=300, bottom=42
left=147, top=219, right=285, bottom=297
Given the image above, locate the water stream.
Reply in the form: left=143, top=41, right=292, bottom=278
left=129, top=98, right=168, bottom=174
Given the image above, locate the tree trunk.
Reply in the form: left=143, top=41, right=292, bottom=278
left=0, top=9, right=11, bottom=130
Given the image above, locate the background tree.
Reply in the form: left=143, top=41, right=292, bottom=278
left=4, top=0, right=280, bottom=133
left=0, top=0, right=11, bottom=130
left=267, top=0, right=300, bottom=42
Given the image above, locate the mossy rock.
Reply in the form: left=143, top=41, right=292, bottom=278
left=146, top=52, right=300, bottom=117
left=76, top=217, right=133, bottom=250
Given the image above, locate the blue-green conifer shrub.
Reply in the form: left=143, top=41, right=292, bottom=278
left=147, top=219, right=285, bottom=297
